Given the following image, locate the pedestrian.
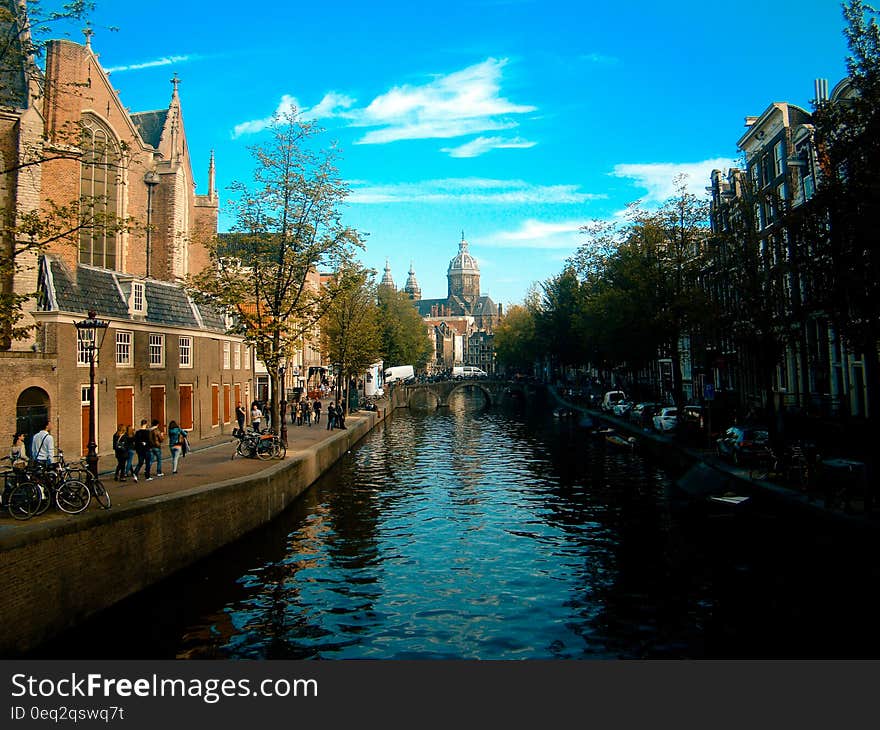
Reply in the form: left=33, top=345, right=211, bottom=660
left=336, top=402, right=346, bottom=429
left=10, top=432, right=27, bottom=464
left=313, top=399, right=322, bottom=424
left=146, top=419, right=165, bottom=481
left=236, top=403, right=246, bottom=433
left=326, top=402, right=335, bottom=430
left=132, top=419, right=150, bottom=481
left=167, top=420, right=186, bottom=475
left=124, top=425, right=137, bottom=480
left=112, top=424, right=128, bottom=481
left=296, top=401, right=304, bottom=426
left=303, top=399, right=312, bottom=427
left=30, top=421, right=55, bottom=465
left=251, top=403, right=262, bottom=432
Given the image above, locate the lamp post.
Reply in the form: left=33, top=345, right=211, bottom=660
left=278, top=364, right=287, bottom=447
left=74, top=310, right=110, bottom=478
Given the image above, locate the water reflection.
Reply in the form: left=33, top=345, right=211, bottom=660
left=35, top=390, right=880, bottom=659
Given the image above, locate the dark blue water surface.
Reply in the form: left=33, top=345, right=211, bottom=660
left=36, top=390, right=880, bottom=659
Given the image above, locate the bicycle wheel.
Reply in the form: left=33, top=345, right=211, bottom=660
left=32, top=482, right=51, bottom=515
left=92, top=478, right=111, bottom=509
left=750, top=463, right=769, bottom=481
left=273, top=440, right=286, bottom=459
left=55, top=479, right=91, bottom=514
left=256, top=440, right=274, bottom=460
left=8, top=482, right=40, bottom=520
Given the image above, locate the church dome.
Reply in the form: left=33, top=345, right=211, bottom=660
left=447, top=232, right=479, bottom=275
left=379, top=258, right=396, bottom=290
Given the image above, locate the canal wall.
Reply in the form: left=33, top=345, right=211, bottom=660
left=0, top=406, right=391, bottom=656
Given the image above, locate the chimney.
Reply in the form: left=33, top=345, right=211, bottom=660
left=814, top=78, right=829, bottom=103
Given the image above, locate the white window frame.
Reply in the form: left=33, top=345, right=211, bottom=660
left=115, top=330, right=133, bottom=367
left=149, top=333, right=165, bottom=368
left=132, top=281, right=145, bottom=314
left=244, top=345, right=251, bottom=369
left=223, top=340, right=231, bottom=370
left=77, top=328, right=95, bottom=367
left=773, top=140, right=785, bottom=178
left=233, top=342, right=241, bottom=370
left=179, top=336, right=193, bottom=368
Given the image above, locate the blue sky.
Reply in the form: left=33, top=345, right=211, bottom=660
left=70, top=0, right=849, bottom=306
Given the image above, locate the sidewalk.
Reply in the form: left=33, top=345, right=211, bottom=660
left=0, top=400, right=385, bottom=532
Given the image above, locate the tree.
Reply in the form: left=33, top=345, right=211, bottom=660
left=376, top=286, right=432, bottom=370
left=493, top=304, right=538, bottom=374
left=804, top=0, right=880, bottom=422
left=191, top=111, right=363, bottom=430
left=321, top=262, right=382, bottom=412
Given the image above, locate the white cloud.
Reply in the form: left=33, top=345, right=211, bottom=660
left=232, top=94, right=300, bottom=139
left=346, top=178, right=603, bottom=205
left=441, top=135, right=536, bottom=158
left=105, top=54, right=194, bottom=74
left=483, top=219, right=586, bottom=249
left=349, top=57, right=537, bottom=145
left=306, top=92, right=356, bottom=120
left=611, top=158, right=738, bottom=203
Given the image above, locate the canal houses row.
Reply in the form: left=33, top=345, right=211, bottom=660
left=0, top=29, right=254, bottom=454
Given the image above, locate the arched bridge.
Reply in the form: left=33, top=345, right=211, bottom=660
left=397, top=379, right=526, bottom=409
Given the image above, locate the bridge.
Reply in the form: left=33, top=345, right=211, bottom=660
left=396, top=379, right=526, bottom=409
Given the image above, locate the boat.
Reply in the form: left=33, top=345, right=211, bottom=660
left=605, top=432, right=636, bottom=449
left=552, top=407, right=576, bottom=419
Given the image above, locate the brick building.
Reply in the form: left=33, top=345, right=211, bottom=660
left=0, top=21, right=249, bottom=457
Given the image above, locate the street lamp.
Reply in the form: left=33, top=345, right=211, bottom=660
left=74, top=310, right=110, bottom=478
left=279, top=364, right=287, bottom=447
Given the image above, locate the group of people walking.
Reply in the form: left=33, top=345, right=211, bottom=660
left=234, top=397, right=347, bottom=434
left=111, top=419, right=188, bottom=483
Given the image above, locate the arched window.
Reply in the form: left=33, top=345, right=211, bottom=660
left=79, top=115, right=121, bottom=269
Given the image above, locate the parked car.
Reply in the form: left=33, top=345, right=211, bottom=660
left=601, top=390, right=627, bottom=413
left=611, top=401, right=633, bottom=418
left=629, top=402, right=662, bottom=427
left=652, top=407, right=679, bottom=432
left=716, top=426, right=770, bottom=465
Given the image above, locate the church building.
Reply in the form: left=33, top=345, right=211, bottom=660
left=1, top=11, right=250, bottom=457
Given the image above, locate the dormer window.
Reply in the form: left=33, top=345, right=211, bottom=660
left=131, top=281, right=146, bottom=315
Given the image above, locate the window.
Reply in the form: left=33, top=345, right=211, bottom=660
left=233, top=342, right=241, bottom=370
left=179, top=336, right=192, bottom=368
left=149, top=334, right=165, bottom=367
left=773, top=140, right=785, bottom=177
left=803, top=174, right=815, bottom=201
left=223, top=341, right=231, bottom=369
left=79, top=115, right=121, bottom=269
left=77, top=328, right=95, bottom=366
left=115, top=330, right=132, bottom=367
left=244, top=346, right=251, bottom=369
left=132, top=282, right=145, bottom=314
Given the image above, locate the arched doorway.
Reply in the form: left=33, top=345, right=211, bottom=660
left=16, top=387, right=50, bottom=457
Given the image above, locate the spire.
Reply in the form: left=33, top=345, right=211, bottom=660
left=208, top=150, right=216, bottom=202
left=380, top=258, right=396, bottom=290
left=404, top=260, right=421, bottom=301
left=171, top=72, right=181, bottom=99
left=83, top=24, right=94, bottom=50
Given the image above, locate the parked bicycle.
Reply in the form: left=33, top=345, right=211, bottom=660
left=231, top=428, right=286, bottom=461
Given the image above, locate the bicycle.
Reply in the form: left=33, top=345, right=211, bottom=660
left=65, top=459, right=111, bottom=510
left=26, top=452, right=91, bottom=515
left=748, top=446, right=782, bottom=481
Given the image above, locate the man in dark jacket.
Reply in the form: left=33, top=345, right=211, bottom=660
left=326, top=403, right=335, bottom=430
left=132, top=420, right=150, bottom=482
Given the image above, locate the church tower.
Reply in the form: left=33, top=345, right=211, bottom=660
left=404, top=261, right=421, bottom=300
left=379, top=258, right=396, bottom=290
left=447, top=231, right=480, bottom=305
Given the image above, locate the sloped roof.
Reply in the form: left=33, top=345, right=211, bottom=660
left=131, top=109, right=168, bottom=148
left=41, top=256, right=227, bottom=333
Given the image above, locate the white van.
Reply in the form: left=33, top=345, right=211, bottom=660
left=601, top=390, right=627, bottom=412
left=384, top=365, right=415, bottom=384
left=452, top=366, right=488, bottom=379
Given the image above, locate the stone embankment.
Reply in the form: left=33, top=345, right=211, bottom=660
left=0, top=405, right=390, bottom=656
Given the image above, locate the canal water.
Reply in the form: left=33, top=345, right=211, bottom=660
left=36, top=389, right=880, bottom=659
